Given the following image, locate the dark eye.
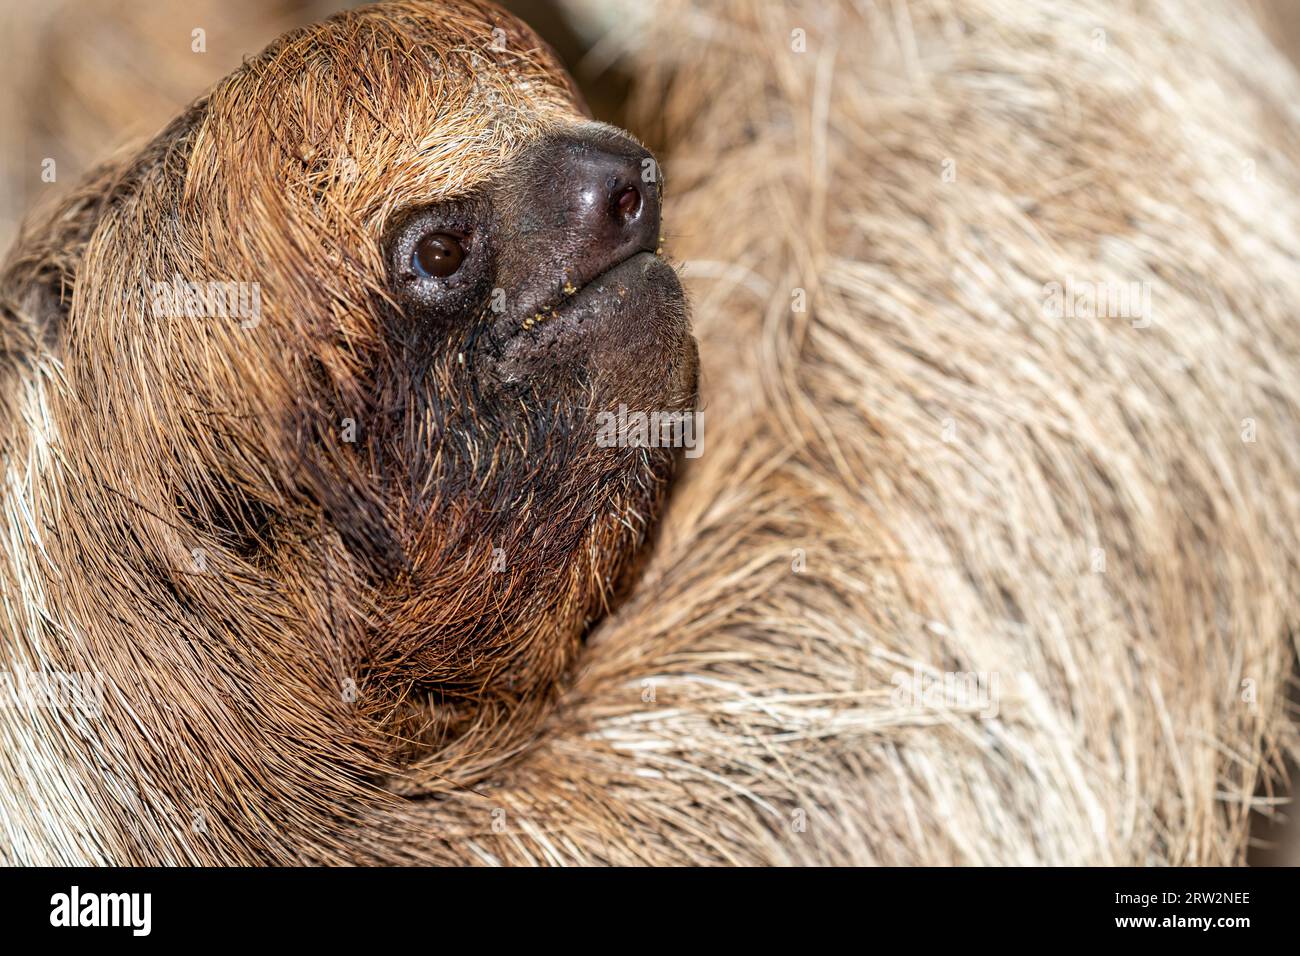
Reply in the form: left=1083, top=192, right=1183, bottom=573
left=384, top=204, right=490, bottom=321
left=413, top=232, right=465, bottom=278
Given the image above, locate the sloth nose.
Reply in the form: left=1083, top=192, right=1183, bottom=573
left=497, top=129, right=667, bottom=325
left=540, top=133, right=661, bottom=279
left=559, top=136, right=660, bottom=264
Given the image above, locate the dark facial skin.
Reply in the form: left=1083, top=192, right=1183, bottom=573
left=366, top=123, right=697, bottom=729
left=383, top=124, right=690, bottom=400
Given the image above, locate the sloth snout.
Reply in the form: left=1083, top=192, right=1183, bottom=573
left=487, top=129, right=674, bottom=336
left=529, top=132, right=662, bottom=282
left=561, top=141, right=659, bottom=259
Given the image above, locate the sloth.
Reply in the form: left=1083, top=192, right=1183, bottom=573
left=0, top=0, right=695, bottom=863
left=5, top=0, right=1300, bottom=867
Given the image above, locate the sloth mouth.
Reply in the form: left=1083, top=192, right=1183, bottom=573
left=481, top=251, right=688, bottom=389
left=480, top=251, right=691, bottom=392
left=498, top=251, right=663, bottom=347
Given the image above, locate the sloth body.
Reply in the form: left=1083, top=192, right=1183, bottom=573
left=3, top=0, right=1300, bottom=866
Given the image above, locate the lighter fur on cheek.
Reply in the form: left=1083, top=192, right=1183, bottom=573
left=0, top=362, right=111, bottom=865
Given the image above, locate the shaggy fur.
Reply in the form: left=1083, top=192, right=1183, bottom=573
left=526, top=0, right=1300, bottom=865
left=0, top=0, right=351, bottom=253
left=0, top=0, right=694, bottom=865
left=2, top=0, right=1299, bottom=865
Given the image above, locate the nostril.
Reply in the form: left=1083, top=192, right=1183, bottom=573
left=611, top=184, right=641, bottom=223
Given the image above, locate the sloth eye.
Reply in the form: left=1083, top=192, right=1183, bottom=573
left=384, top=205, right=488, bottom=322
left=413, top=232, right=465, bottom=279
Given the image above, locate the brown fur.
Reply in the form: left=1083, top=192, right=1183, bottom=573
left=0, top=0, right=693, bottom=864
left=3, top=0, right=1300, bottom=865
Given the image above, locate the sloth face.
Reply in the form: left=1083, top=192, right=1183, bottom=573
left=3, top=0, right=697, bottom=766
left=384, top=126, right=691, bottom=402
left=376, top=123, right=696, bottom=503
left=271, top=7, right=700, bottom=717
left=365, top=125, right=698, bottom=715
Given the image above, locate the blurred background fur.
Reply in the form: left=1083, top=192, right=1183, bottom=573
left=2, top=0, right=1298, bottom=864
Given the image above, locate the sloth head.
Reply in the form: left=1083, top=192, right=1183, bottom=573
left=1, top=0, right=696, bottom=803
